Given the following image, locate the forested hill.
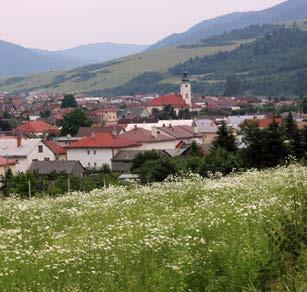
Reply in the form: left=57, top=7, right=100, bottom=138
left=168, top=28, right=307, bottom=97
left=95, top=27, right=307, bottom=98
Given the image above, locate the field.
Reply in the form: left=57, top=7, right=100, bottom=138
left=0, top=41, right=247, bottom=94
left=0, top=165, right=306, bottom=291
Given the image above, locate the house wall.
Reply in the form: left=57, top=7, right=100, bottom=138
left=67, top=148, right=114, bottom=169
left=15, top=141, right=56, bottom=173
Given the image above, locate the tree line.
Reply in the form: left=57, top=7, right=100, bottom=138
left=131, top=113, right=306, bottom=183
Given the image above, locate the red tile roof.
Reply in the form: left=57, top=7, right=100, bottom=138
left=256, top=118, right=282, bottom=129
left=15, top=121, right=59, bottom=134
left=149, top=94, right=187, bottom=108
left=43, top=140, right=67, bottom=155
left=67, top=133, right=140, bottom=149
left=120, top=127, right=174, bottom=143
left=0, top=156, right=16, bottom=167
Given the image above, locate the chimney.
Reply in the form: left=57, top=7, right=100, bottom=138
left=151, top=126, right=157, bottom=138
left=91, top=131, right=95, bottom=138
left=169, top=123, right=172, bottom=128
left=193, top=126, right=199, bottom=135
left=17, top=136, right=22, bottom=147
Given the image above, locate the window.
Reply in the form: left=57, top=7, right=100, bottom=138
left=94, top=162, right=97, bottom=168
left=88, top=162, right=91, bottom=167
left=94, top=150, right=96, bottom=155
left=32, top=159, right=38, bottom=162
left=38, top=145, right=43, bottom=153
left=87, top=150, right=90, bottom=155
left=44, top=158, right=50, bottom=161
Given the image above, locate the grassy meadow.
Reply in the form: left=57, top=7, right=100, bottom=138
left=0, top=164, right=306, bottom=291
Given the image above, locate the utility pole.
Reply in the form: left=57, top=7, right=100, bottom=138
left=28, top=180, right=31, bottom=199
left=67, top=177, right=71, bottom=193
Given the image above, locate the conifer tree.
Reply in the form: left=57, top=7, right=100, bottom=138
left=213, top=121, right=237, bottom=152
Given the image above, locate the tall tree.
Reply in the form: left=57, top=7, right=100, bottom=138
left=224, top=75, right=241, bottom=96
left=302, top=96, right=307, bottom=114
left=60, top=108, right=93, bottom=136
left=283, top=112, right=298, bottom=141
left=213, top=121, right=237, bottom=152
left=61, top=94, right=78, bottom=108
left=263, top=120, right=287, bottom=167
left=241, top=120, right=265, bottom=169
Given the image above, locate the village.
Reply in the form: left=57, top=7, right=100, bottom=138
left=0, top=72, right=305, bottom=183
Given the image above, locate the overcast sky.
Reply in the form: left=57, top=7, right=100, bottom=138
left=1, top=0, right=284, bottom=51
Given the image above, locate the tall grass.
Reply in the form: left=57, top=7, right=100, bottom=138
left=0, top=165, right=306, bottom=291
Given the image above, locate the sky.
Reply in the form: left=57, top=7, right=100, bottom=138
left=0, top=0, right=285, bottom=51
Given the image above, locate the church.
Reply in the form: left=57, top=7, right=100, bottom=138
left=148, top=72, right=198, bottom=114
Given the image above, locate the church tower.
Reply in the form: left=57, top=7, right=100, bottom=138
left=180, top=71, right=192, bottom=106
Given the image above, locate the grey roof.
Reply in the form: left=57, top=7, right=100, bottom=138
left=163, top=148, right=188, bottom=157
left=29, top=161, right=84, bottom=175
left=112, top=150, right=146, bottom=162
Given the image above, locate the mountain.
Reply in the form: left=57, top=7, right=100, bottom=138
left=55, top=43, right=149, bottom=64
left=0, top=40, right=244, bottom=94
left=0, top=40, right=83, bottom=77
left=149, top=0, right=307, bottom=50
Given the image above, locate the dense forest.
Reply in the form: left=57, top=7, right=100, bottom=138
left=178, top=24, right=280, bottom=48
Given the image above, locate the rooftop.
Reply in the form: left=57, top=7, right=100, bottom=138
left=120, top=127, right=174, bottom=143
left=15, top=121, right=59, bottom=134
left=68, top=133, right=140, bottom=149
left=149, top=94, right=187, bottom=108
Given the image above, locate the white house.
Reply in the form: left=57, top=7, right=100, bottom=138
left=66, top=133, right=140, bottom=169
left=0, top=137, right=56, bottom=172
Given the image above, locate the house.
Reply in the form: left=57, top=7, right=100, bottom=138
left=121, top=107, right=150, bottom=119
left=89, top=108, right=118, bottom=125
left=75, top=126, right=125, bottom=138
left=157, top=125, right=203, bottom=144
left=119, top=127, right=177, bottom=150
left=29, top=161, right=85, bottom=177
left=112, top=150, right=146, bottom=173
left=66, top=133, right=141, bottom=169
left=14, top=121, right=59, bottom=137
left=0, top=137, right=56, bottom=172
left=125, top=119, right=194, bottom=131
left=195, top=119, right=218, bottom=144
left=54, top=136, right=82, bottom=147
left=43, top=140, right=67, bottom=160
left=243, top=117, right=283, bottom=129
left=0, top=156, right=16, bottom=176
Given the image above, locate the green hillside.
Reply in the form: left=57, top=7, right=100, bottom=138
left=0, top=41, right=247, bottom=94
left=0, top=165, right=305, bottom=291
left=168, top=27, right=307, bottom=97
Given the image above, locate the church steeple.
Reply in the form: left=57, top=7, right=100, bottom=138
left=180, top=71, right=192, bottom=106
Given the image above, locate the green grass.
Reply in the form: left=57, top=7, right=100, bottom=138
left=0, top=40, right=249, bottom=94
left=0, top=165, right=306, bottom=291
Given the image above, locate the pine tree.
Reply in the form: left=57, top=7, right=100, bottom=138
left=284, top=112, right=298, bottom=141
left=241, top=120, right=265, bottom=168
left=213, top=121, right=237, bottom=152
left=263, top=120, right=287, bottom=167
